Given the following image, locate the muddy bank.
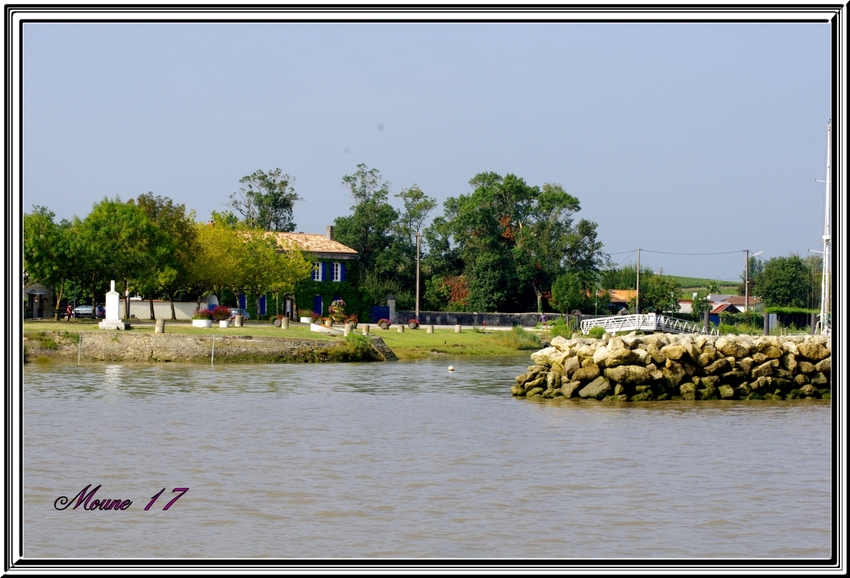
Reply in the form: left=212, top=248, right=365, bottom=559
left=23, top=331, right=396, bottom=363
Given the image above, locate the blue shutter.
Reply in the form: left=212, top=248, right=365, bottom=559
left=239, top=294, right=246, bottom=309
left=340, top=262, right=346, bottom=282
left=322, top=262, right=328, bottom=282
left=259, top=295, right=266, bottom=316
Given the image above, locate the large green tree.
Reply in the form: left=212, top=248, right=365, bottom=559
left=23, top=206, right=76, bottom=320
left=629, top=275, right=681, bottom=314
left=130, top=193, right=198, bottom=319
left=433, top=173, right=606, bottom=312
left=228, top=168, right=300, bottom=232
left=74, top=197, right=173, bottom=319
left=752, top=254, right=812, bottom=309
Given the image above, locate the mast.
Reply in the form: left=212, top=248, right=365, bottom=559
left=818, top=120, right=831, bottom=336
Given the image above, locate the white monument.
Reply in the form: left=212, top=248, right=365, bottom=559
left=99, top=280, right=130, bottom=330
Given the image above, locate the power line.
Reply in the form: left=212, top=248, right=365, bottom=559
left=639, top=249, right=744, bottom=256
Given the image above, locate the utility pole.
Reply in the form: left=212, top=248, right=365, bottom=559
left=635, top=247, right=640, bottom=315
left=415, top=229, right=421, bottom=322
left=745, top=248, right=749, bottom=314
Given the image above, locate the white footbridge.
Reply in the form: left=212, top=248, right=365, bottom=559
left=580, top=313, right=718, bottom=336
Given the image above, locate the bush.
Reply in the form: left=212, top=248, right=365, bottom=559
left=193, top=308, right=214, bottom=320
left=211, top=306, right=232, bottom=321
left=587, top=326, right=606, bottom=339
left=493, top=325, right=542, bottom=350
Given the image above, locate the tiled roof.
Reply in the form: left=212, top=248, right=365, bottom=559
left=607, top=289, right=636, bottom=303
left=267, top=232, right=358, bottom=257
left=723, top=295, right=759, bottom=307
left=710, top=303, right=740, bottom=314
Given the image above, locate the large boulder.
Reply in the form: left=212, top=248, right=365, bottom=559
left=530, top=347, right=558, bottom=366
left=604, top=365, right=651, bottom=385
left=715, top=337, right=749, bottom=359
left=605, top=348, right=641, bottom=368
left=660, top=344, right=688, bottom=361
left=572, top=363, right=601, bottom=382
left=579, top=376, right=612, bottom=399
left=797, top=341, right=830, bottom=362
left=561, top=380, right=582, bottom=398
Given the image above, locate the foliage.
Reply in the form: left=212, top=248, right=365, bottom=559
left=344, top=314, right=358, bottom=325
left=599, top=264, right=655, bottom=290
left=690, top=289, right=713, bottom=322
left=550, top=272, right=592, bottom=314
left=752, top=254, right=812, bottom=309
left=328, top=299, right=346, bottom=323
left=210, top=306, right=232, bottom=321
left=628, top=275, right=681, bottom=314
left=435, top=173, right=606, bottom=313
left=23, top=206, right=76, bottom=320
left=587, top=326, right=607, bottom=339
left=227, top=168, right=300, bottom=232
left=74, top=197, right=174, bottom=319
left=192, top=308, right=214, bottom=320
left=188, top=221, right=243, bottom=304
left=492, top=325, right=542, bottom=350
left=764, top=306, right=817, bottom=314
left=131, top=192, right=198, bottom=320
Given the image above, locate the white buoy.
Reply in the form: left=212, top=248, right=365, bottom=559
left=448, top=366, right=454, bottom=372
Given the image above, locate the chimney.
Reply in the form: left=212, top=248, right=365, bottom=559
left=326, top=225, right=334, bottom=240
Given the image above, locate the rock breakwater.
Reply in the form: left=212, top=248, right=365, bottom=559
left=513, top=332, right=831, bottom=401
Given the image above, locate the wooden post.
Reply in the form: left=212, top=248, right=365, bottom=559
left=764, top=312, right=769, bottom=335
left=703, top=310, right=709, bottom=332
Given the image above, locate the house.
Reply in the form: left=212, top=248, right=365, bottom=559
left=266, top=225, right=359, bottom=319
left=606, top=289, right=636, bottom=313
left=708, top=302, right=741, bottom=326
left=24, top=282, right=54, bottom=319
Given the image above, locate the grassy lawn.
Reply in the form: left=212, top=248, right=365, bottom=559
left=22, top=320, right=543, bottom=360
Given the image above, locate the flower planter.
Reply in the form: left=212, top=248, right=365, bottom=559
left=378, top=322, right=389, bottom=330
left=219, top=320, right=229, bottom=328
left=299, top=316, right=312, bottom=324
left=408, top=322, right=418, bottom=330
left=192, top=319, right=213, bottom=328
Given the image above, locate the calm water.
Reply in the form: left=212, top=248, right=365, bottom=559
left=23, top=357, right=832, bottom=559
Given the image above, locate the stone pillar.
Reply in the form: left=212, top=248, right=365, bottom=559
left=281, top=317, right=289, bottom=329
left=234, top=315, right=244, bottom=327
left=426, top=325, right=434, bottom=334
left=455, top=324, right=462, bottom=333
left=362, top=324, right=370, bottom=335
left=398, top=325, right=405, bottom=333
left=155, top=319, right=165, bottom=333
left=387, top=295, right=396, bottom=324
left=344, top=324, right=351, bottom=336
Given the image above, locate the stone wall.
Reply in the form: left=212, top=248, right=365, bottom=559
left=513, top=332, right=831, bottom=401
left=23, top=332, right=394, bottom=364
left=395, top=310, right=548, bottom=327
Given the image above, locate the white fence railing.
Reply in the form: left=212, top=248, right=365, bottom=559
left=580, top=313, right=718, bottom=336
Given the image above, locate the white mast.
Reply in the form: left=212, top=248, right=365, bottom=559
left=818, top=120, right=831, bottom=336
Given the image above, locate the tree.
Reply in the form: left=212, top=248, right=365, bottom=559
left=599, top=264, right=655, bottom=290
left=395, top=184, right=437, bottom=247
left=187, top=221, right=243, bottom=311
left=752, top=254, right=811, bottom=309
left=227, top=168, right=300, bottom=232
left=629, top=275, right=681, bottom=314
left=550, top=272, right=588, bottom=314
left=333, top=164, right=401, bottom=290
left=130, top=193, right=197, bottom=320
left=74, top=198, right=173, bottom=319
left=690, top=289, right=713, bottom=322
left=23, top=206, right=76, bottom=320
left=230, top=229, right=312, bottom=317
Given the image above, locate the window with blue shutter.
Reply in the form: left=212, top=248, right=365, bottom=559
left=340, top=262, right=346, bottom=282
left=322, top=262, right=328, bottom=282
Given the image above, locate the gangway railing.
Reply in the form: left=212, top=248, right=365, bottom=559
left=580, top=313, right=718, bottom=336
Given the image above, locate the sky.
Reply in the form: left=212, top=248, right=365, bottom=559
left=21, top=18, right=833, bottom=282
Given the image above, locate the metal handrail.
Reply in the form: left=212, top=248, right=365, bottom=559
left=580, top=313, right=718, bottom=336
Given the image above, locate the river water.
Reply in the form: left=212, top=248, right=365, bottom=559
left=23, top=356, right=833, bottom=560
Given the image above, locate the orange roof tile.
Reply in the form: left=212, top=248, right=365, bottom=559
left=268, top=232, right=358, bottom=258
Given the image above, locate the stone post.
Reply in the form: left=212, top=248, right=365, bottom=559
left=362, top=324, right=370, bottom=335
left=234, top=315, right=244, bottom=327
left=455, top=324, right=462, bottom=333
left=155, top=319, right=165, bottom=333
left=398, top=325, right=405, bottom=333
left=344, top=324, right=351, bottom=336
left=426, top=325, right=434, bottom=334
left=387, top=295, right=396, bottom=325
left=281, top=317, right=289, bottom=329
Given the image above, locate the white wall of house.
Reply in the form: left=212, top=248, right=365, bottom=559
left=119, top=300, right=198, bottom=320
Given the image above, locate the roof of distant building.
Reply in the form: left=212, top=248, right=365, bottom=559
left=710, top=303, right=741, bottom=314
left=607, top=289, right=636, bottom=303
left=268, top=232, right=358, bottom=259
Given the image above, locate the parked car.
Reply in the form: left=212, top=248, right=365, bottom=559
left=229, top=308, right=250, bottom=320
left=74, top=304, right=105, bottom=318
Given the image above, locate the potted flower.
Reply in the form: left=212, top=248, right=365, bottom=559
left=298, top=309, right=314, bottom=324
left=407, top=319, right=420, bottom=330
left=344, top=313, right=358, bottom=329
left=192, top=308, right=214, bottom=328
left=211, top=305, right=232, bottom=328
left=328, top=299, right=346, bottom=324
left=377, top=318, right=391, bottom=330
left=310, top=311, right=321, bottom=324
left=321, top=316, right=333, bottom=328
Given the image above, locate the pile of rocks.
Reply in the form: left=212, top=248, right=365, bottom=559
left=512, top=332, right=831, bottom=401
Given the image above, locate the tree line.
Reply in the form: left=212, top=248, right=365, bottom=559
left=25, top=163, right=822, bottom=322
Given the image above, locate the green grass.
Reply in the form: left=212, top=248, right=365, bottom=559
left=24, top=320, right=541, bottom=361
